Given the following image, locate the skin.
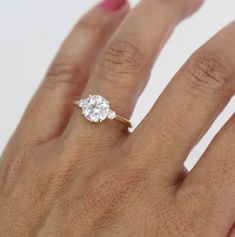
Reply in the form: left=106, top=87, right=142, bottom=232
left=0, top=0, right=234, bottom=236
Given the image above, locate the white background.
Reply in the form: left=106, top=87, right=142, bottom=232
left=0, top=0, right=234, bottom=169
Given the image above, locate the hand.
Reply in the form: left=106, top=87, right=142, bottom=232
left=0, top=0, right=235, bottom=236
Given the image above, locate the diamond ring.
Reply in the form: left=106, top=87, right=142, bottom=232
left=74, top=95, right=132, bottom=128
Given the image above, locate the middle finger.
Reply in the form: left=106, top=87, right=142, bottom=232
left=65, top=0, right=203, bottom=144
left=130, top=22, right=235, bottom=180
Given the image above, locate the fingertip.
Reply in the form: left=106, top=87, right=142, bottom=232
left=97, top=0, right=129, bottom=12
left=94, top=0, right=130, bottom=23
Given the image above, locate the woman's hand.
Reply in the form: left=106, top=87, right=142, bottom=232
left=0, top=0, right=235, bottom=236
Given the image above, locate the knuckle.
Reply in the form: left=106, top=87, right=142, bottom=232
left=45, top=60, right=87, bottom=90
left=157, top=205, right=191, bottom=237
left=99, top=41, right=149, bottom=93
left=102, top=40, right=146, bottom=74
left=182, top=50, right=234, bottom=96
left=157, top=189, right=209, bottom=237
left=84, top=167, right=146, bottom=215
left=98, top=40, right=147, bottom=91
left=175, top=187, right=209, bottom=225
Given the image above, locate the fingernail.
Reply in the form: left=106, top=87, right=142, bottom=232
left=98, top=0, right=127, bottom=11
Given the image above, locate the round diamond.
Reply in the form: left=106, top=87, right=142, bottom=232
left=79, top=99, right=87, bottom=108
left=107, top=110, right=116, bottom=120
left=80, top=95, right=110, bottom=123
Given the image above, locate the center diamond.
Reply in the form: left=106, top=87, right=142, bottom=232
left=79, top=95, right=111, bottom=123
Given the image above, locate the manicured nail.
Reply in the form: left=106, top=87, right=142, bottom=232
left=98, top=0, right=127, bottom=11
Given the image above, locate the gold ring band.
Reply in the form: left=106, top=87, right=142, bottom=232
left=114, top=115, right=132, bottom=128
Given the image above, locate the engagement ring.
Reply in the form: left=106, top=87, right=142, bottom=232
left=74, top=95, right=132, bottom=128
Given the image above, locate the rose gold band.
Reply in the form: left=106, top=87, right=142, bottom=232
left=115, top=115, right=132, bottom=128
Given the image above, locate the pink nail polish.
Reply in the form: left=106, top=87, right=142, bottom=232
left=98, top=0, right=126, bottom=11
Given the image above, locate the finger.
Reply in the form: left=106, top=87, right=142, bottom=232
left=16, top=0, right=129, bottom=144
left=66, top=0, right=203, bottom=142
left=178, top=114, right=235, bottom=237
left=129, top=22, right=235, bottom=179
